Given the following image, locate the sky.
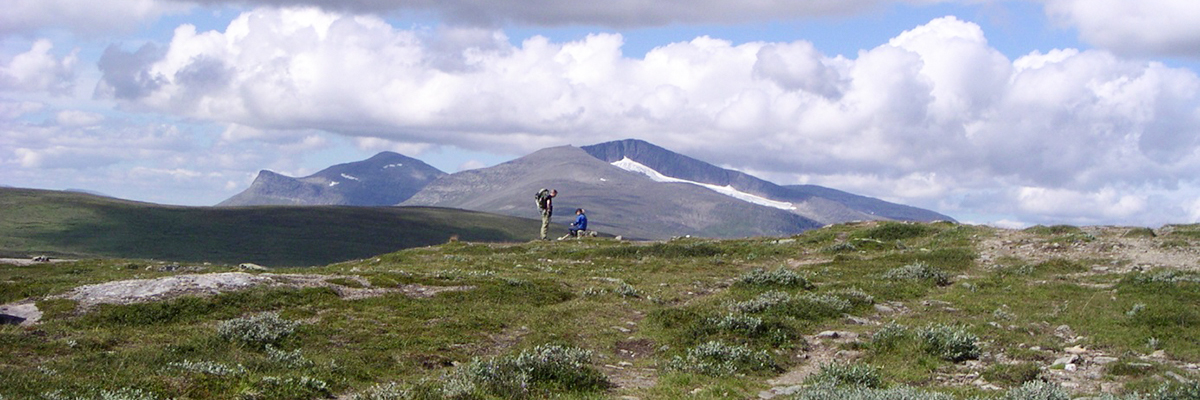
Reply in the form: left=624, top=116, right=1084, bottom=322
left=3, top=0, right=1200, bottom=228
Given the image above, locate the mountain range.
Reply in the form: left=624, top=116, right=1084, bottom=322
left=221, top=139, right=953, bottom=239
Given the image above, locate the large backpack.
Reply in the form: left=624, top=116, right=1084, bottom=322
left=535, top=188, right=551, bottom=209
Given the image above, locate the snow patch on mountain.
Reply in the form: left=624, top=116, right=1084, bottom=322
left=611, top=157, right=796, bottom=211
left=329, top=181, right=339, bottom=187
left=383, top=163, right=403, bottom=169
left=341, top=173, right=360, bottom=181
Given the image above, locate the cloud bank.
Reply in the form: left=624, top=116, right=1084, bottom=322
left=79, top=8, right=1200, bottom=225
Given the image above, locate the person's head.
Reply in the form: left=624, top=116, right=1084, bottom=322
left=575, top=208, right=584, bottom=215
left=550, top=189, right=557, bottom=197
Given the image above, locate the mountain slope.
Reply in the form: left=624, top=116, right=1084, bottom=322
left=582, top=139, right=953, bottom=224
left=218, top=152, right=445, bottom=206
left=401, top=146, right=822, bottom=239
left=0, top=188, right=541, bottom=266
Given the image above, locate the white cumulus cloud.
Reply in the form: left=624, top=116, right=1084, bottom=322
left=1043, top=0, right=1200, bottom=57
left=89, top=9, right=1200, bottom=225
left=0, top=0, right=183, bottom=36
left=1, top=39, right=79, bottom=94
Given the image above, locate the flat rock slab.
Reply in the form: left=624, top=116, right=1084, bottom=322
left=58, top=272, right=273, bottom=307
left=0, top=301, right=42, bottom=326
left=48, top=272, right=473, bottom=310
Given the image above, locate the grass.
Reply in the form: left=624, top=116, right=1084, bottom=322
left=1, top=221, right=1199, bottom=399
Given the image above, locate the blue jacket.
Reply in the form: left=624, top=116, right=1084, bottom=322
left=571, top=214, right=587, bottom=230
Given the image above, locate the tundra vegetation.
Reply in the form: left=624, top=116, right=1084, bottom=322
left=2, top=221, right=1200, bottom=399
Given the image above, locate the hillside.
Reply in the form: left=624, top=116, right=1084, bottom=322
left=0, top=188, right=545, bottom=266
left=401, top=146, right=823, bottom=239
left=582, top=139, right=954, bottom=224
left=218, top=152, right=445, bottom=206
left=3, top=222, right=1200, bottom=399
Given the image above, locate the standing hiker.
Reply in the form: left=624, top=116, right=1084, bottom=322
left=535, top=188, right=557, bottom=240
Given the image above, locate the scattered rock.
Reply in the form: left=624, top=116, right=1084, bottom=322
left=842, top=315, right=873, bottom=325
left=817, top=330, right=842, bottom=339
left=1093, top=356, right=1119, bottom=365
left=1150, top=350, right=1167, bottom=359
left=1054, top=355, right=1079, bottom=366
left=1065, top=363, right=1078, bottom=372
left=238, top=263, right=269, bottom=271
left=1064, top=345, right=1088, bottom=354
left=873, top=304, right=895, bottom=314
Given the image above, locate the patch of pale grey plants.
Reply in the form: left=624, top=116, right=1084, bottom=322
left=870, top=323, right=980, bottom=362
left=737, top=267, right=815, bottom=289
left=167, top=359, right=247, bottom=376
left=217, top=311, right=299, bottom=347
left=882, top=262, right=950, bottom=286
left=438, top=344, right=609, bottom=398
left=666, top=340, right=779, bottom=376
left=804, top=362, right=883, bottom=388
left=729, top=291, right=852, bottom=315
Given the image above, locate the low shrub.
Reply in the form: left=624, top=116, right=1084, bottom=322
left=869, top=323, right=910, bottom=351
left=1123, top=227, right=1157, bottom=238
left=217, top=312, right=299, bottom=347
left=729, top=291, right=851, bottom=320
left=791, top=384, right=954, bottom=400
left=882, top=263, right=950, bottom=286
left=266, top=345, right=313, bottom=368
left=1024, top=225, right=1082, bottom=236
left=828, top=287, right=875, bottom=307
left=250, top=376, right=330, bottom=399
left=869, top=323, right=980, bottom=362
left=348, top=382, right=408, bottom=400
left=859, top=223, right=936, bottom=241
left=805, top=362, right=882, bottom=388
left=666, top=341, right=779, bottom=376
left=736, top=267, right=815, bottom=289
left=167, top=359, right=247, bottom=376
left=709, top=313, right=764, bottom=335
left=441, top=344, right=609, bottom=398
left=822, top=242, right=858, bottom=253
left=999, top=380, right=1069, bottom=400
left=917, top=324, right=980, bottom=362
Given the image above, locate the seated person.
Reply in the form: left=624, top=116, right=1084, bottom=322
left=568, top=208, right=587, bottom=237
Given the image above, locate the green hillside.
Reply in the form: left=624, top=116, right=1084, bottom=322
left=0, top=188, right=548, bottom=266
left=2, top=222, right=1199, bottom=399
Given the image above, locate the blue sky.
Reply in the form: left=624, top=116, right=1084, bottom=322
left=3, top=0, right=1200, bottom=228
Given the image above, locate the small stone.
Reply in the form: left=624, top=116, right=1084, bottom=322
left=843, top=315, right=872, bottom=325
left=238, top=263, right=268, bottom=271
left=1030, top=346, right=1042, bottom=351
left=1065, top=363, right=1078, bottom=372
left=873, top=304, right=895, bottom=314
left=1054, top=355, right=1079, bottom=366
left=1064, top=345, right=1088, bottom=354
left=612, top=326, right=631, bottom=333
left=1093, top=356, right=1119, bottom=365
left=817, top=331, right=841, bottom=339
left=1150, top=350, right=1167, bottom=358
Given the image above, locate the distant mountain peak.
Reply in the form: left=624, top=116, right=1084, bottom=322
left=218, top=152, right=446, bottom=207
